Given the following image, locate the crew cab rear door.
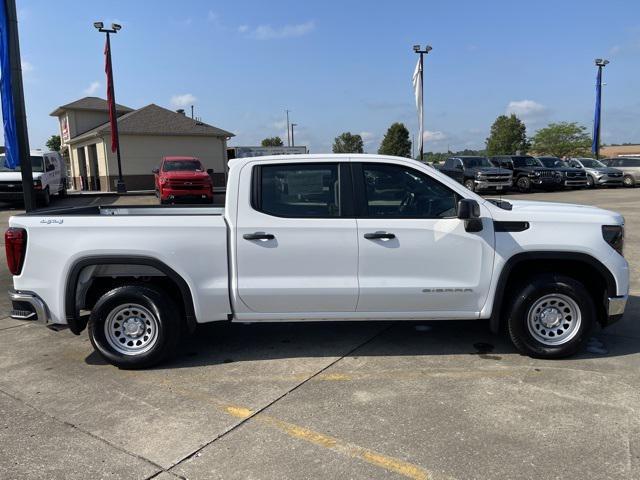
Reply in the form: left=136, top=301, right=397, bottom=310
left=234, top=161, right=358, bottom=314
left=353, top=160, right=495, bottom=316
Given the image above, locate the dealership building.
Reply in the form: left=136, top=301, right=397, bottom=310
left=51, top=97, right=234, bottom=191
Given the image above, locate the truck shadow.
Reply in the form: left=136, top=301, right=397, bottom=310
left=84, top=294, right=640, bottom=369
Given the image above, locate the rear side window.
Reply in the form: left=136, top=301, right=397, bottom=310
left=621, top=158, right=640, bottom=167
left=256, top=163, right=340, bottom=218
left=361, top=163, right=458, bottom=218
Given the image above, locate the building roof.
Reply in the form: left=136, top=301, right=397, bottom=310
left=50, top=96, right=134, bottom=116
left=600, top=145, right=640, bottom=157
left=68, top=103, right=235, bottom=143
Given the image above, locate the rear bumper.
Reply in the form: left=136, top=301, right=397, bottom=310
left=8, top=289, right=49, bottom=323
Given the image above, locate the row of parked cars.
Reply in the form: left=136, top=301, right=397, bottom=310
left=436, top=155, right=639, bottom=193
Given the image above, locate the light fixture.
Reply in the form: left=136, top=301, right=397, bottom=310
left=112, top=23, right=122, bottom=31
left=93, top=21, right=104, bottom=29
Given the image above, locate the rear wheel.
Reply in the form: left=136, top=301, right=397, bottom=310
left=623, top=175, right=635, bottom=187
left=37, top=187, right=50, bottom=207
left=464, top=179, right=476, bottom=192
left=506, top=274, right=595, bottom=358
left=88, top=285, right=181, bottom=369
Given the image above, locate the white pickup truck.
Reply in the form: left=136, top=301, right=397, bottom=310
left=6, top=154, right=629, bottom=368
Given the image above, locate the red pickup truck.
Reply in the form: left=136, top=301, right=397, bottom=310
left=153, top=156, right=214, bottom=204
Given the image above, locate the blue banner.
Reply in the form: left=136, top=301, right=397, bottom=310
left=591, top=67, right=602, bottom=154
left=0, top=1, right=18, bottom=168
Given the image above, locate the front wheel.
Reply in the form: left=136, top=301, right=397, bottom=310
left=506, top=274, right=595, bottom=358
left=88, top=285, right=181, bottom=369
left=516, top=176, right=531, bottom=193
left=464, top=179, right=476, bottom=192
left=37, top=187, right=50, bottom=207
left=586, top=175, right=595, bottom=188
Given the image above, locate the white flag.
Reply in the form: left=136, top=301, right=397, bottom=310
left=412, top=57, right=423, bottom=157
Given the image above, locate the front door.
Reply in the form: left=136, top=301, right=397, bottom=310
left=354, top=161, right=495, bottom=317
left=235, top=161, right=358, bottom=315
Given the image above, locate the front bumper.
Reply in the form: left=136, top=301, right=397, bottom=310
left=531, top=177, right=562, bottom=187
left=564, top=178, right=588, bottom=187
left=474, top=179, right=512, bottom=191
left=603, top=295, right=628, bottom=327
left=9, top=289, right=49, bottom=323
left=160, top=187, right=213, bottom=201
left=595, top=175, right=623, bottom=186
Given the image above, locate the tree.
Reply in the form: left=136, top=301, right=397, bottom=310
left=46, top=134, right=61, bottom=152
left=530, top=122, right=591, bottom=158
left=485, top=114, right=529, bottom=155
left=332, top=132, right=364, bottom=153
left=261, top=136, right=283, bottom=147
left=378, top=122, right=411, bottom=157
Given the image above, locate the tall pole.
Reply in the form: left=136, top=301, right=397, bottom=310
left=412, top=44, right=431, bottom=162
left=286, top=109, right=290, bottom=146
left=592, top=58, right=609, bottom=160
left=291, top=123, right=297, bottom=147
left=2, top=0, right=34, bottom=210
left=105, top=31, right=125, bottom=192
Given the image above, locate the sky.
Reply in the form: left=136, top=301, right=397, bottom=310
left=5, top=0, right=640, bottom=154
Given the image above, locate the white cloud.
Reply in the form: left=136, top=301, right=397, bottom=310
left=170, top=93, right=197, bottom=108
left=423, top=130, right=447, bottom=142
left=21, top=61, right=34, bottom=74
left=610, top=45, right=622, bottom=55
left=240, top=21, right=315, bottom=40
left=83, top=81, right=101, bottom=95
left=207, top=11, right=219, bottom=22
left=359, top=131, right=376, bottom=144
left=506, top=99, right=547, bottom=118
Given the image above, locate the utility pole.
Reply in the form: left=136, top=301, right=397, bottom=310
left=291, top=123, right=298, bottom=147
left=191, top=105, right=194, bottom=119
left=592, top=58, right=609, bottom=160
left=285, top=109, right=291, bottom=147
left=1, top=0, right=35, bottom=210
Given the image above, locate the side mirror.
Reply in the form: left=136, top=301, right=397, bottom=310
left=207, top=168, right=214, bottom=175
left=152, top=168, right=159, bottom=174
left=457, top=198, right=483, bottom=232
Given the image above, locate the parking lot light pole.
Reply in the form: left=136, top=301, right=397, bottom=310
left=94, top=21, right=126, bottom=193
left=592, top=58, right=609, bottom=160
left=290, top=123, right=297, bottom=147
left=413, top=44, right=432, bottom=162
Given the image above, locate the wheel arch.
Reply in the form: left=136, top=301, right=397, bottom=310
left=65, top=255, right=197, bottom=335
left=489, top=251, right=617, bottom=333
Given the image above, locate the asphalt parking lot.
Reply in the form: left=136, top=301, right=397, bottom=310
left=0, top=188, right=639, bottom=480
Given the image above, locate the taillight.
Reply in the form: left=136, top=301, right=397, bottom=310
left=5, top=228, right=27, bottom=275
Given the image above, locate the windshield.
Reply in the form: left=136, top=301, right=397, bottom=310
left=163, top=160, right=203, bottom=172
left=512, top=156, right=542, bottom=168
left=461, top=157, right=492, bottom=168
left=579, top=159, right=605, bottom=168
left=0, top=154, right=44, bottom=172
left=538, top=158, right=562, bottom=168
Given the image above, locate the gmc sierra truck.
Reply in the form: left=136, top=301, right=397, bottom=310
left=6, top=154, right=629, bottom=368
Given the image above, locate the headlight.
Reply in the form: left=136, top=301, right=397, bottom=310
left=476, top=171, right=483, bottom=178
left=602, top=225, right=624, bottom=256
left=33, top=179, right=42, bottom=189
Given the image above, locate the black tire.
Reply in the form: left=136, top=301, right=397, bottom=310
left=37, top=187, right=50, bottom=208
left=464, top=179, right=476, bottom=192
left=88, top=285, right=182, bottom=369
left=506, top=274, right=595, bottom=359
left=516, top=176, right=531, bottom=193
left=586, top=175, right=595, bottom=188
left=623, top=175, right=635, bottom=188
left=58, top=179, right=67, bottom=198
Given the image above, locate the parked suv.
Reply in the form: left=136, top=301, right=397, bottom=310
left=490, top=155, right=562, bottom=192
left=537, top=157, right=588, bottom=189
left=439, top=156, right=512, bottom=192
left=0, top=150, right=67, bottom=207
left=153, top=156, right=214, bottom=204
left=566, top=158, right=623, bottom=188
left=600, top=157, right=640, bottom=187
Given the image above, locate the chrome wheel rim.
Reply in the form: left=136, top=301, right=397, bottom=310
left=104, top=303, right=158, bottom=355
left=527, top=294, right=581, bottom=346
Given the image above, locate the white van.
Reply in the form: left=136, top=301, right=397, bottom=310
left=0, top=150, right=67, bottom=207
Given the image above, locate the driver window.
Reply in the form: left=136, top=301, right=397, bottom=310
left=362, top=163, right=458, bottom=218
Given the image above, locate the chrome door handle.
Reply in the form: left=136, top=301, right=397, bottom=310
left=364, top=231, right=395, bottom=240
